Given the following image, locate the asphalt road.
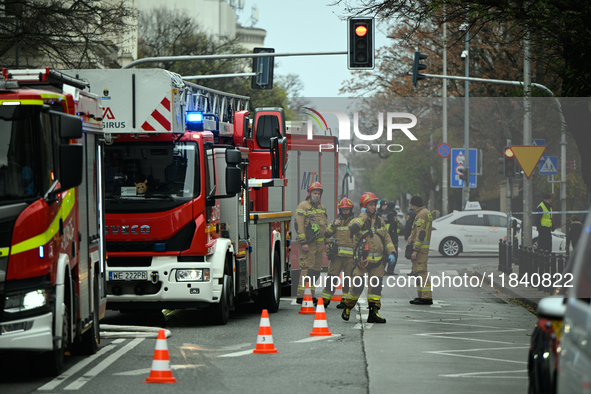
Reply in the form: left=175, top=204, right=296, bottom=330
left=0, top=254, right=537, bottom=394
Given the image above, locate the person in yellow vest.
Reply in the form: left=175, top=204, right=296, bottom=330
left=295, top=181, right=328, bottom=304
left=321, top=198, right=356, bottom=308
left=535, top=194, right=554, bottom=253
left=341, top=192, right=396, bottom=324
left=408, top=196, right=434, bottom=305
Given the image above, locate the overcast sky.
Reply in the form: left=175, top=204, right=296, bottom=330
left=239, top=0, right=389, bottom=98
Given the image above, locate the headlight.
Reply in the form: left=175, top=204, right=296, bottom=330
left=175, top=268, right=210, bottom=282
left=5, top=289, right=48, bottom=313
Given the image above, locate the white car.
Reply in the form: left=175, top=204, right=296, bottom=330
left=429, top=210, right=567, bottom=257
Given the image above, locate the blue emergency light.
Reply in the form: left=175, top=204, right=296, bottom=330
left=186, top=111, right=204, bottom=131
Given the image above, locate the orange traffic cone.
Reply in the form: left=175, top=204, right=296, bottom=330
left=331, top=274, right=344, bottom=302
left=144, top=329, right=177, bottom=384
left=309, top=298, right=333, bottom=336
left=298, top=282, right=315, bottom=315
left=253, top=309, right=278, bottom=354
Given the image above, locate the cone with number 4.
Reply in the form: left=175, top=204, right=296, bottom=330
left=298, top=282, right=315, bottom=315
left=144, top=329, right=177, bottom=383
left=253, top=309, right=278, bottom=354
left=309, top=298, right=333, bottom=336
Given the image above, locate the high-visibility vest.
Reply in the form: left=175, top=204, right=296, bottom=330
left=538, top=202, right=552, bottom=228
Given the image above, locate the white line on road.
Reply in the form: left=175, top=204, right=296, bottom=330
left=440, top=369, right=528, bottom=378
left=218, top=349, right=256, bottom=358
left=114, top=364, right=204, bottom=375
left=37, top=344, right=117, bottom=391
left=426, top=347, right=529, bottom=365
left=292, top=335, right=338, bottom=343
left=63, top=338, right=144, bottom=390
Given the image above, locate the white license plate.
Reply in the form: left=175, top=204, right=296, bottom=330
left=109, top=271, right=147, bottom=281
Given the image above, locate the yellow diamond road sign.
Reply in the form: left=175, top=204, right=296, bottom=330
left=510, top=146, right=546, bottom=178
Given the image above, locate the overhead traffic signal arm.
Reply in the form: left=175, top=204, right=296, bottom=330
left=348, top=17, right=375, bottom=70
left=412, top=51, right=428, bottom=86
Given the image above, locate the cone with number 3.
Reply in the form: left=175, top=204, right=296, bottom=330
left=253, top=309, right=278, bottom=354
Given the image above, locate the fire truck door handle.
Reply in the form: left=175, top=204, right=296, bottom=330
left=59, top=218, right=64, bottom=237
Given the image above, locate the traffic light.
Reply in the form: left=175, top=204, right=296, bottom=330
left=412, top=51, right=428, bottom=85
left=457, top=166, right=468, bottom=183
left=348, top=17, right=374, bottom=70
left=504, top=146, right=516, bottom=178
left=497, top=157, right=505, bottom=175
left=252, top=47, right=274, bottom=90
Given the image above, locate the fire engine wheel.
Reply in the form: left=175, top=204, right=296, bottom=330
left=73, top=269, right=100, bottom=355
left=43, top=302, right=70, bottom=376
left=439, top=237, right=461, bottom=257
left=210, top=261, right=233, bottom=325
left=258, top=249, right=281, bottom=313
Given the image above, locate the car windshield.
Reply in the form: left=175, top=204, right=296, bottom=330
left=435, top=213, right=455, bottom=222
left=0, top=105, right=58, bottom=203
left=104, top=141, right=199, bottom=212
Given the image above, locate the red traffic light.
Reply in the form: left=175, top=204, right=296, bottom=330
left=355, top=25, right=368, bottom=37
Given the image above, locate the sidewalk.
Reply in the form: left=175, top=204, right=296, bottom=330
left=473, top=263, right=555, bottom=310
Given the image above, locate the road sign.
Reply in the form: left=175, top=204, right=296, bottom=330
left=539, top=156, right=558, bottom=175
left=437, top=143, right=451, bottom=158
left=510, top=145, right=546, bottom=178
left=532, top=139, right=545, bottom=146
left=450, top=148, right=477, bottom=188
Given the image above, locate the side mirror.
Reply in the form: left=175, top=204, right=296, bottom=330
left=225, top=167, right=241, bottom=196
left=537, top=296, right=566, bottom=320
left=49, top=111, right=83, bottom=139
left=58, top=145, right=83, bottom=190
left=226, top=149, right=242, bottom=166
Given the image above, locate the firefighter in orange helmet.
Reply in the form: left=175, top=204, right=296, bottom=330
left=321, top=197, right=356, bottom=308
left=295, top=181, right=328, bottom=303
left=341, top=192, right=396, bottom=324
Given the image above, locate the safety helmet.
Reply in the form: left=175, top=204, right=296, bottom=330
left=338, top=197, right=354, bottom=209
left=307, top=181, right=324, bottom=196
left=359, top=192, right=378, bottom=209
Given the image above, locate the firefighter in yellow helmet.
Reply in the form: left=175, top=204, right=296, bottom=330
left=295, top=181, right=328, bottom=304
left=321, top=197, right=356, bottom=308
left=341, top=192, right=396, bottom=324
left=408, top=195, right=434, bottom=305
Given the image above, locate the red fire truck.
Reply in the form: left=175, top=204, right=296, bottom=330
left=0, top=68, right=106, bottom=374
left=70, top=69, right=290, bottom=324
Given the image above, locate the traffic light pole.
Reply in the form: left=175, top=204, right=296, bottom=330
left=122, top=51, right=347, bottom=69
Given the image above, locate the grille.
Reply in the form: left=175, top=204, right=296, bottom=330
left=0, top=220, right=16, bottom=246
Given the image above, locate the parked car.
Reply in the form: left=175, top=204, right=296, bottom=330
left=430, top=210, right=567, bottom=257
left=555, top=209, right=591, bottom=393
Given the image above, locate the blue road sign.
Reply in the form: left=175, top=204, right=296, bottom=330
left=437, top=143, right=451, bottom=158
left=539, top=156, right=558, bottom=175
left=451, top=148, right=477, bottom=188
left=532, top=139, right=546, bottom=146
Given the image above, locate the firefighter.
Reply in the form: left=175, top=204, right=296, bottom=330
left=295, top=181, right=328, bottom=304
left=341, top=192, right=396, bottom=324
left=408, top=195, right=434, bottom=305
left=381, top=201, right=399, bottom=275
left=321, top=198, right=357, bottom=309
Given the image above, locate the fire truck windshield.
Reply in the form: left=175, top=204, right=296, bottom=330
left=104, top=142, right=198, bottom=211
left=0, top=105, right=59, bottom=203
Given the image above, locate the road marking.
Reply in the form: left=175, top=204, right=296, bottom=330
left=114, top=364, right=204, bottom=375
left=37, top=344, right=117, bottom=391
left=100, top=324, right=171, bottom=339
left=293, top=335, right=338, bottom=343
left=426, top=347, right=529, bottom=365
left=352, top=323, right=374, bottom=330
left=218, top=349, right=256, bottom=358
left=63, top=338, right=144, bottom=390
left=440, top=369, right=527, bottom=378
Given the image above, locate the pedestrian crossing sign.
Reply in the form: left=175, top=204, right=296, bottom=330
left=539, top=156, right=558, bottom=175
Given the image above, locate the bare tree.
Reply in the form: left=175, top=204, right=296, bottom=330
left=0, top=0, right=137, bottom=68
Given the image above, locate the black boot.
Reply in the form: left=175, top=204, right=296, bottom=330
left=341, top=307, right=351, bottom=321
left=336, top=301, right=347, bottom=309
left=367, top=304, right=386, bottom=323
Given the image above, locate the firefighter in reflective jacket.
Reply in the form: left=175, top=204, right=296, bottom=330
left=321, top=198, right=356, bottom=309
left=341, top=192, right=396, bottom=324
left=295, top=182, right=328, bottom=303
left=408, top=195, right=434, bottom=305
